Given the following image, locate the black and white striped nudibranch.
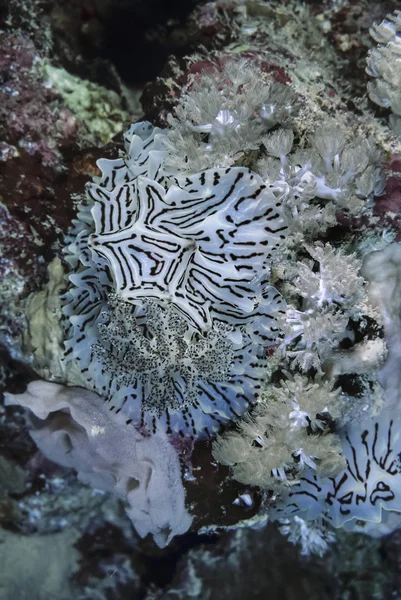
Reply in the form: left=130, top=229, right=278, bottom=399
left=63, top=121, right=287, bottom=438
left=274, top=409, right=401, bottom=530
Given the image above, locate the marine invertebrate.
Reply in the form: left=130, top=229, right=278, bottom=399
left=89, top=294, right=271, bottom=436
left=274, top=407, right=401, bottom=530
left=213, top=375, right=345, bottom=489
left=163, top=59, right=300, bottom=172
left=367, top=10, right=401, bottom=136
left=88, top=166, right=287, bottom=330
left=289, top=243, right=364, bottom=310
left=278, top=515, right=336, bottom=557
left=277, top=243, right=366, bottom=373
left=63, top=120, right=287, bottom=438
left=92, top=296, right=237, bottom=415
left=259, top=123, right=384, bottom=242
left=4, top=381, right=193, bottom=547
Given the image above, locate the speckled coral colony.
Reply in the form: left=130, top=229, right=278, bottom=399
left=63, top=121, right=288, bottom=438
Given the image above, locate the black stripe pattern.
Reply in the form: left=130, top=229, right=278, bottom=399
left=63, top=122, right=287, bottom=438
left=88, top=167, right=287, bottom=332
left=63, top=122, right=167, bottom=369
left=274, top=410, right=401, bottom=529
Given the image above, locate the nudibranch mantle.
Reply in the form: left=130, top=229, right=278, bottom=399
left=63, top=122, right=287, bottom=438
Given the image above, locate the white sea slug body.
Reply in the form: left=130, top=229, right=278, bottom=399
left=63, top=122, right=287, bottom=438
left=275, top=408, right=401, bottom=530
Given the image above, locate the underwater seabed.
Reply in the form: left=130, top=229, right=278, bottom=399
left=4, top=0, right=401, bottom=599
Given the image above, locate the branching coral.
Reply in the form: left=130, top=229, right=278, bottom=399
left=275, top=374, right=343, bottom=431
left=259, top=123, right=384, bottom=243
left=165, top=61, right=383, bottom=227
left=291, top=243, right=364, bottom=309
left=279, top=306, right=349, bottom=373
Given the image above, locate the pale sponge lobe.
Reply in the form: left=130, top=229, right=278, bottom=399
left=4, top=381, right=192, bottom=547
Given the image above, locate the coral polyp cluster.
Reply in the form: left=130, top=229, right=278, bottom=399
left=63, top=118, right=287, bottom=437
left=213, top=374, right=346, bottom=490
left=367, top=9, right=401, bottom=136
left=5, top=0, right=401, bottom=568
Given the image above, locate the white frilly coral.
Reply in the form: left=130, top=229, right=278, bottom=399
left=278, top=243, right=366, bottom=373
left=278, top=516, right=336, bottom=557
left=366, top=9, right=401, bottom=136
left=213, top=374, right=346, bottom=489
left=4, top=381, right=192, bottom=548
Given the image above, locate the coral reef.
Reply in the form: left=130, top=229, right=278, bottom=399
left=4, top=28, right=392, bottom=552
left=4, top=0, right=401, bottom=598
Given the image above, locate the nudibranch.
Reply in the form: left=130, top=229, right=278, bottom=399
left=274, top=408, right=401, bottom=530
left=63, top=122, right=287, bottom=438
